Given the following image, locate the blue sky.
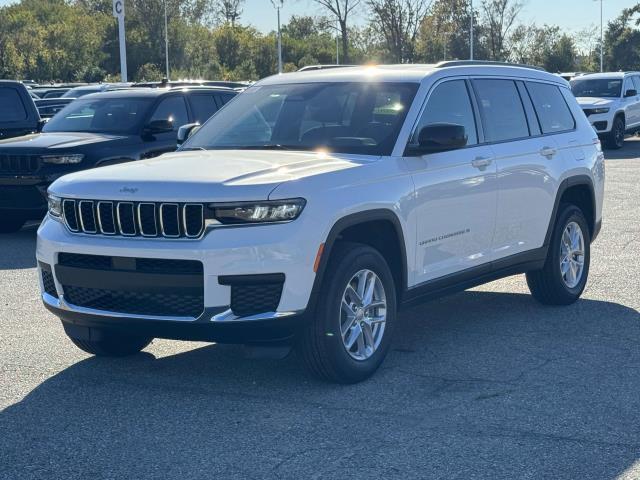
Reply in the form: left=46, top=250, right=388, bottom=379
left=0, top=0, right=634, bottom=34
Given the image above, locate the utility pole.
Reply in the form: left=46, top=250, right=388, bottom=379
left=112, top=0, right=127, bottom=82
left=164, top=0, right=170, bottom=80
left=336, top=18, right=340, bottom=64
left=271, top=0, right=283, bottom=73
left=597, top=0, right=604, bottom=72
left=470, top=0, right=474, bottom=60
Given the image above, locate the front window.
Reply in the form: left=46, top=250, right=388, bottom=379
left=570, top=78, right=622, bottom=98
left=182, top=82, right=418, bottom=156
left=43, top=97, right=152, bottom=134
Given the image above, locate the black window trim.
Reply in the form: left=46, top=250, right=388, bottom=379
left=403, top=76, right=482, bottom=156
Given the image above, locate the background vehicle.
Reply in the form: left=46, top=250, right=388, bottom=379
left=571, top=72, right=640, bottom=149
left=33, top=97, right=75, bottom=119
left=133, top=79, right=250, bottom=89
left=37, top=63, right=604, bottom=383
left=0, top=86, right=236, bottom=233
left=0, top=80, right=42, bottom=140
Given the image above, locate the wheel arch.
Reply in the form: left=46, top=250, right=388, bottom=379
left=309, top=209, right=408, bottom=310
left=545, top=175, right=598, bottom=246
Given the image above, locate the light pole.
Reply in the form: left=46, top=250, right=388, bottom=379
left=336, top=18, right=339, bottom=64
left=271, top=0, right=283, bottom=74
left=164, top=0, right=170, bottom=80
left=595, top=0, right=603, bottom=72
left=470, top=0, right=474, bottom=60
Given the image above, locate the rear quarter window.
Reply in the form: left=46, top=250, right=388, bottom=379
left=525, top=82, right=575, bottom=134
left=0, top=88, right=28, bottom=122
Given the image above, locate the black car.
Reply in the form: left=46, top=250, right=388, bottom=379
left=33, top=97, right=76, bottom=119
left=0, top=80, right=43, bottom=140
left=0, top=86, right=237, bottom=232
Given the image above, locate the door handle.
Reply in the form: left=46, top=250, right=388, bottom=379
left=540, top=146, right=557, bottom=159
left=471, top=156, right=492, bottom=169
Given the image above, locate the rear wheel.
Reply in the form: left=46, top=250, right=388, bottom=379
left=67, top=329, right=152, bottom=357
left=526, top=204, right=591, bottom=305
left=604, top=116, right=625, bottom=150
left=0, top=213, right=26, bottom=233
left=299, top=242, right=397, bottom=383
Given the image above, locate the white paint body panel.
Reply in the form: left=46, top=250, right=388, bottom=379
left=37, top=64, right=605, bottom=321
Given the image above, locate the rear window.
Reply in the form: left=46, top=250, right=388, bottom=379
left=0, top=88, right=28, bottom=122
left=473, top=79, right=529, bottom=143
left=525, top=82, right=575, bottom=134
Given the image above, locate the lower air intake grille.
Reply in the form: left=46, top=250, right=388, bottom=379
left=63, top=286, right=204, bottom=317
left=221, top=274, right=285, bottom=317
left=41, top=268, right=57, bottom=297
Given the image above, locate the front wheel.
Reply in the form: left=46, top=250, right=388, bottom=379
left=66, top=329, right=152, bottom=357
left=526, top=204, right=591, bottom=305
left=299, top=242, right=397, bottom=384
left=604, top=116, right=625, bottom=150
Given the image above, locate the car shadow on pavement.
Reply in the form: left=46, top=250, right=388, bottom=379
left=605, top=137, right=640, bottom=160
left=0, top=222, right=38, bottom=270
left=1, top=290, right=640, bottom=479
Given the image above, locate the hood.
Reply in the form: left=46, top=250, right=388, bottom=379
left=576, top=97, right=617, bottom=108
left=50, top=149, right=368, bottom=202
left=0, top=132, right=129, bottom=150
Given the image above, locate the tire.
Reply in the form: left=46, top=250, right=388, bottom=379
left=67, top=330, right=152, bottom=357
left=526, top=204, right=591, bottom=305
left=299, top=242, right=397, bottom=384
left=0, top=214, right=26, bottom=234
left=604, top=116, right=625, bottom=150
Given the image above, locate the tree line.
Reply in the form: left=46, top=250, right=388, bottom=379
left=0, top=0, right=638, bottom=83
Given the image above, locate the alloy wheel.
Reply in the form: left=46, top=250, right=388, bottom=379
left=560, top=221, right=585, bottom=289
left=339, top=269, right=387, bottom=361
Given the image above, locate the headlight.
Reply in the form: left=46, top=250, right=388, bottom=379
left=47, top=194, right=62, bottom=218
left=41, top=154, right=84, bottom=164
left=208, top=198, right=306, bottom=225
left=591, top=108, right=609, bottom=114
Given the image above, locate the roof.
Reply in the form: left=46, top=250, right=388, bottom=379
left=79, top=86, right=238, bottom=100
left=577, top=72, right=640, bottom=79
left=257, top=63, right=565, bottom=86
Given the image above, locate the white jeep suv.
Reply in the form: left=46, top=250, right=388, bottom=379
left=38, top=62, right=605, bottom=383
left=571, top=71, right=640, bottom=149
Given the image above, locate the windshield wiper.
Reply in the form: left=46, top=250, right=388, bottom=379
left=180, top=146, right=207, bottom=151
left=235, top=144, right=294, bottom=150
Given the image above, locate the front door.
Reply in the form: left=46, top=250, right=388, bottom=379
left=404, top=79, right=498, bottom=285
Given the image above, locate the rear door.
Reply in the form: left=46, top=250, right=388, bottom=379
left=472, top=78, right=559, bottom=259
left=187, top=92, right=220, bottom=124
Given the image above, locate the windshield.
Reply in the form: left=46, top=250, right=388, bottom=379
left=570, top=78, right=622, bottom=98
left=43, top=97, right=152, bottom=134
left=182, top=82, right=418, bottom=155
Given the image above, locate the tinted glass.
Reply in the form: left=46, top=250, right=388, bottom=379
left=526, top=82, right=575, bottom=134
left=633, top=76, right=640, bottom=92
left=183, top=82, right=418, bottom=156
left=0, top=88, right=28, bottom=122
left=43, top=97, right=151, bottom=133
left=150, top=96, right=189, bottom=130
left=189, top=94, right=219, bottom=123
left=218, top=93, right=235, bottom=105
left=473, top=79, right=529, bottom=142
left=411, top=80, right=478, bottom=146
left=570, top=78, right=622, bottom=98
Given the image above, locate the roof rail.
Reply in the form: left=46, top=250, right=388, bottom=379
left=435, top=60, right=546, bottom=72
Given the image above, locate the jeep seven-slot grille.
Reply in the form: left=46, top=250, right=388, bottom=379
left=0, top=154, right=41, bottom=174
left=62, top=199, right=205, bottom=239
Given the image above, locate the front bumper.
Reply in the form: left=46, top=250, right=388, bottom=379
left=582, top=111, right=613, bottom=134
left=43, top=294, right=304, bottom=343
left=37, top=213, right=320, bottom=341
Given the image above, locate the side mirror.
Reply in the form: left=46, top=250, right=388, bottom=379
left=177, top=123, right=200, bottom=146
left=36, top=119, right=48, bottom=132
left=144, top=119, right=174, bottom=135
left=408, top=123, right=467, bottom=155
left=624, top=89, right=638, bottom=98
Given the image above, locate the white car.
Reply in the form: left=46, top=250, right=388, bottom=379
left=38, top=62, right=605, bottom=383
left=571, top=71, right=640, bottom=149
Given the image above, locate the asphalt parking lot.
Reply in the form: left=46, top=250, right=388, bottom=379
left=1, top=139, right=640, bottom=480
